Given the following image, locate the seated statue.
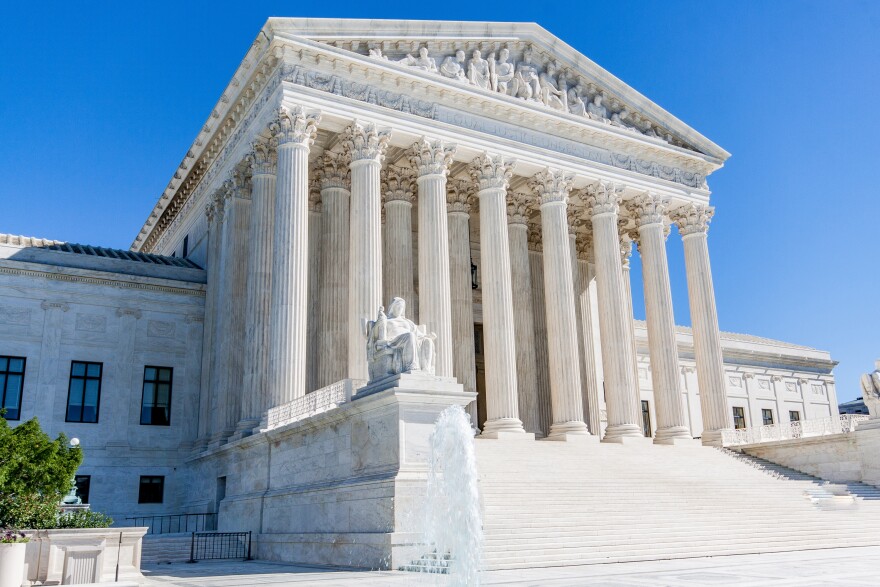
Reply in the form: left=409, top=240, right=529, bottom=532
left=365, top=297, right=436, bottom=381
left=861, top=359, right=880, bottom=418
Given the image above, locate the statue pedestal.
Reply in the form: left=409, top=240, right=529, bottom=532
left=354, top=371, right=464, bottom=399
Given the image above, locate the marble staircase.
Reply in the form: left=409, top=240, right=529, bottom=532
left=140, top=534, right=193, bottom=565
left=475, top=439, right=880, bottom=570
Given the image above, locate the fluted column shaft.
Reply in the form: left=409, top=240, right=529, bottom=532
left=576, top=254, right=602, bottom=435
left=528, top=239, right=552, bottom=437
left=470, top=154, right=525, bottom=436
left=209, top=192, right=231, bottom=442
left=507, top=203, right=541, bottom=435
left=268, top=107, right=319, bottom=408
left=673, top=204, right=730, bottom=446
left=631, top=197, right=691, bottom=443
left=382, top=167, right=415, bottom=319
left=241, top=146, right=276, bottom=429
left=447, top=182, right=478, bottom=423
left=317, top=152, right=350, bottom=388
left=412, top=140, right=456, bottom=377
left=620, top=237, right=643, bottom=427
left=196, top=199, right=221, bottom=448
left=586, top=183, right=643, bottom=440
left=306, top=193, right=322, bottom=394
left=532, top=170, right=589, bottom=438
left=345, top=122, right=390, bottom=382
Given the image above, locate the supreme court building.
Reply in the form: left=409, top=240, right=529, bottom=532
left=0, top=19, right=842, bottom=567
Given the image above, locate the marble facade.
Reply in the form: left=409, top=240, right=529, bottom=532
left=0, top=19, right=843, bottom=568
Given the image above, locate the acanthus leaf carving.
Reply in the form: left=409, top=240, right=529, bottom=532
left=408, top=138, right=456, bottom=177
left=342, top=121, right=391, bottom=162
left=469, top=153, right=515, bottom=192
left=671, top=203, right=714, bottom=236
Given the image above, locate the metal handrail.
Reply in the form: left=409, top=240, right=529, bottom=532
left=188, top=531, right=252, bottom=562
left=123, top=512, right=217, bottom=535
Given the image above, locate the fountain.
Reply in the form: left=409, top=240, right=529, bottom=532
left=416, top=404, right=483, bottom=585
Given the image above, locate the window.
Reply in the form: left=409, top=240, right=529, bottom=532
left=66, top=361, right=102, bottom=423
left=138, top=476, right=165, bottom=504
left=0, top=356, right=26, bottom=421
left=74, top=475, right=91, bottom=504
left=641, top=400, right=652, bottom=437
left=732, top=407, right=746, bottom=429
left=182, top=235, right=189, bottom=258
left=141, top=366, right=173, bottom=426
left=762, top=409, right=774, bottom=426
left=789, top=411, right=801, bottom=422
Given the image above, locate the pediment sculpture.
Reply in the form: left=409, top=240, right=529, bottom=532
left=861, top=360, right=880, bottom=418
left=366, top=297, right=437, bottom=381
left=366, top=43, right=680, bottom=146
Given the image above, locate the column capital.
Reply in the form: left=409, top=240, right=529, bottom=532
left=230, top=165, right=252, bottom=201
left=446, top=179, right=474, bottom=214
left=116, top=308, right=143, bottom=319
left=41, top=301, right=70, bottom=312
left=671, top=203, right=714, bottom=236
left=576, top=231, right=594, bottom=261
left=567, top=202, right=588, bottom=235
left=469, top=153, right=515, bottom=191
left=507, top=191, right=531, bottom=226
left=308, top=180, right=322, bottom=213
left=382, top=166, right=415, bottom=204
left=207, top=190, right=226, bottom=224
left=314, top=151, right=351, bottom=191
left=271, top=106, right=320, bottom=147
left=343, top=120, right=391, bottom=162
left=583, top=181, right=623, bottom=217
left=529, top=168, right=574, bottom=206
left=409, top=138, right=456, bottom=177
left=249, top=138, right=277, bottom=176
left=527, top=219, right=542, bottom=252
left=618, top=219, right=635, bottom=268
left=626, top=192, right=670, bottom=228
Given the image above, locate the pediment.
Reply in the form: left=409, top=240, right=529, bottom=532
left=266, top=19, right=729, bottom=163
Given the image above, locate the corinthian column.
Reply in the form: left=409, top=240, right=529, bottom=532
left=209, top=186, right=231, bottom=444
left=447, top=180, right=478, bottom=423
left=575, top=233, right=603, bottom=436
left=469, top=154, right=526, bottom=437
left=628, top=195, right=691, bottom=443
left=619, top=222, right=643, bottom=428
left=671, top=203, right=731, bottom=446
left=381, top=166, right=416, bottom=316
left=316, top=151, right=351, bottom=388
left=268, top=106, right=320, bottom=408
left=307, top=181, right=322, bottom=394
left=584, top=182, right=643, bottom=441
left=240, top=140, right=276, bottom=431
left=530, top=169, right=589, bottom=439
left=344, top=121, right=390, bottom=382
left=507, top=191, right=541, bottom=435
left=196, top=197, right=221, bottom=449
left=410, top=139, right=456, bottom=377
left=528, top=224, right=552, bottom=437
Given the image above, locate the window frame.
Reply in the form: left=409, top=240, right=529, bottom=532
left=140, top=366, right=174, bottom=426
left=732, top=406, right=746, bottom=429
left=65, top=361, right=103, bottom=424
left=74, top=475, right=91, bottom=504
left=761, top=408, right=774, bottom=426
left=789, top=410, right=801, bottom=422
left=0, top=355, right=26, bottom=421
left=138, top=475, right=165, bottom=504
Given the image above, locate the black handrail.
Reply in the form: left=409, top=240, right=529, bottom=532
left=123, top=513, right=217, bottom=535
left=188, top=531, right=251, bottom=562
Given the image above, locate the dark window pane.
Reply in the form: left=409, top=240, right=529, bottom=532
left=156, top=383, right=170, bottom=404
left=87, top=363, right=101, bottom=377
left=8, top=358, right=23, bottom=373
left=6, top=375, right=22, bottom=402
left=68, top=378, right=84, bottom=406
left=158, top=369, right=171, bottom=382
left=84, top=379, right=100, bottom=407
left=72, top=362, right=86, bottom=377
left=0, top=358, right=7, bottom=371
left=67, top=404, right=82, bottom=422
left=143, top=382, right=156, bottom=405
left=74, top=476, right=91, bottom=503
left=138, top=476, right=165, bottom=504
left=0, top=374, right=6, bottom=396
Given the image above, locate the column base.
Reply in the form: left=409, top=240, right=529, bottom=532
left=228, top=418, right=260, bottom=442
left=701, top=429, right=724, bottom=447
left=602, top=423, right=644, bottom=443
left=546, top=421, right=592, bottom=441
left=208, top=429, right=233, bottom=450
left=481, top=418, right=529, bottom=439
left=653, top=426, right=695, bottom=445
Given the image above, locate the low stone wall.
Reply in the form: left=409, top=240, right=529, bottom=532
left=22, top=527, right=146, bottom=585
left=741, top=423, right=880, bottom=486
left=183, top=375, right=474, bottom=569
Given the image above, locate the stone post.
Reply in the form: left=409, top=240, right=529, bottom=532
left=240, top=140, right=277, bottom=430
left=628, top=195, right=691, bottom=443
left=507, top=191, right=541, bottom=435
left=469, top=154, right=526, bottom=437
left=316, top=151, right=351, bottom=388
left=381, top=166, right=416, bottom=317
left=344, top=121, right=390, bottom=383
left=584, top=182, right=643, bottom=441
left=410, top=138, right=456, bottom=377
left=530, top=169, right=590, bottom=439
left=268, top=106, right=320, bottom=408
left=671, top=203, right=731, bottom=446
left=447, top=180, right=479, bottom=423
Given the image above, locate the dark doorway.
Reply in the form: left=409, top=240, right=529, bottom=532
left=474, top=323, right=487, bottom=431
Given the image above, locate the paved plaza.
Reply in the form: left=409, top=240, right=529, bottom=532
left=142, top=546, right=880, bottom=586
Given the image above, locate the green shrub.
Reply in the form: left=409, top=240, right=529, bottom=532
left=56, top=509, right=114, bottom=529
left=0, top=417, right=82, bottom=496
left=0, top=493, right=60, bottom=529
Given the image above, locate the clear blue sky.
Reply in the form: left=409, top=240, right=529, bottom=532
left=1, top=2, right=877, bottom=401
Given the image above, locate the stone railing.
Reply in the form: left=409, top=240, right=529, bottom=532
left=721, top=414, right=871, bottom=447
left=265, top=379, right=364, bottom=430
